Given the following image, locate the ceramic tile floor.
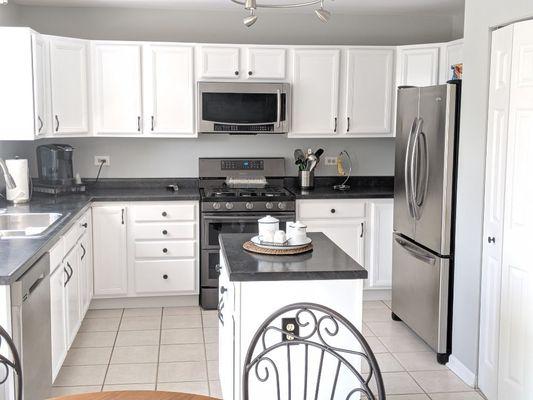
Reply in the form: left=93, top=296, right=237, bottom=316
left=51, top=301, right=485, bottom=399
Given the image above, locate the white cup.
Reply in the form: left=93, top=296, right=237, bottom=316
left=273, top=230, right=287, bottom=244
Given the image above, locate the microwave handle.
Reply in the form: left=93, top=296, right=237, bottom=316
left=276, top=89, right=281, bottom=128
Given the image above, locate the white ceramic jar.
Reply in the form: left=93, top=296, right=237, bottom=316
left=258, top=215, right=280, bottom=240
left=287, top=221, right=308, bottom=245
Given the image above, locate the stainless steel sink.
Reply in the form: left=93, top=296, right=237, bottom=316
left=0, top=212, right=64, bottom=239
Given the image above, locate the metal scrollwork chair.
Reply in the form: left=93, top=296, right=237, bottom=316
left=0, top=324, right=22, bottom=400
left=243, top=303, right=386, bottom=400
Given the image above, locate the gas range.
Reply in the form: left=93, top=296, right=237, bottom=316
left=200, top=185, right=295, bottom=212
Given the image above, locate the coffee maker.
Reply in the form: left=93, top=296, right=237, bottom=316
left=34, top=144, right=85, bottom=194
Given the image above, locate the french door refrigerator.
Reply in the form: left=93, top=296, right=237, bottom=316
left=392, top=82, right=461, bottom=364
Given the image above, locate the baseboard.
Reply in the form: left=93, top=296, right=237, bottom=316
left=90, top=295, right=200, bottom=309
left=447, top=355, right=477, bottom=388
left=363, top=289, right=391, bottom=301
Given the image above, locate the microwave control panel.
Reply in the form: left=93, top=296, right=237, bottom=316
left=221, top=160, right=264, bottom=171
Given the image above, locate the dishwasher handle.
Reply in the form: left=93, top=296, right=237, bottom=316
left=27, top=273, right=45, bottom=297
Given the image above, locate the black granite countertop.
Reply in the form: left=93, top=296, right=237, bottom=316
left=0, top=179, right=200, bottom=285
left=285, top=176, right=394, bottom=199
left=219, top=232, right=368, bottom=282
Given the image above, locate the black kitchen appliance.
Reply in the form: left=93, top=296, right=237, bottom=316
left=34, top=144, right=85, bottom=194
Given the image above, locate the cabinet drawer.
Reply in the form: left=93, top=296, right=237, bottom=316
left=131, top=203, right=196, bottom=222
left=49, top=237, right=65, bottom=273
left=63, top=224, right=81, bottom=254
left=134, top=241, right=196, bottom=259
left=131, top=223, right=196, bottom=240
left=297, top=199, right=366, bottom=220
left=134, top=259, right=196, bottom=294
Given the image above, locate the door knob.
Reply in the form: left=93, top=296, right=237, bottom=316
left=488, top=236, right=496, bottom=244
left=163, top=274, right=168, bottom=280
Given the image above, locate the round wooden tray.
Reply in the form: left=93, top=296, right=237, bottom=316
left=243, top=240, right=313, bottom=255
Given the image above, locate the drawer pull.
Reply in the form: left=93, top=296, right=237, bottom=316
left=162, top=229, right=168, bottom=235
left=163, top=274, right=168, bottom=280
left=162, top=211, right=168, bottom=217
left=162, top=248, right=168, bottom=254
left=330, top=208, right=336, bottom=214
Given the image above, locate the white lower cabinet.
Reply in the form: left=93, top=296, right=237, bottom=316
left=297, top=198, right=393, bottom=293
left=50, top=209, right=93, bottom=381
left=92, top=201, right=199, bottom=298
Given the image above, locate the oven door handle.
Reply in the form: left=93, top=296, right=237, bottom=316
left=203, top=214, right=293, bottom=222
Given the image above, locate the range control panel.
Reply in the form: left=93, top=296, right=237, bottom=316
left=221, top=159, right=264, bottom=171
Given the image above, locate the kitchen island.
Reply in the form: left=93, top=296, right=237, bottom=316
left=218, top=232, right=368, bottom=400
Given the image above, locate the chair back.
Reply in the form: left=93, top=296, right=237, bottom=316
left=243, top=303, right=386, bottom=400
left=0, top=324, right=22, bottom=400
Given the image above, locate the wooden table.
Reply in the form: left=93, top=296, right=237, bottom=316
left=48, top=391, right=218, bottom=400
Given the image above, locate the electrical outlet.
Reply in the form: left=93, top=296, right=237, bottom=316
left=325, top=157, right=337, bottom=166
left=94, top=156, right=110, bottom=166
left=281, top=317, right=299, bottom=341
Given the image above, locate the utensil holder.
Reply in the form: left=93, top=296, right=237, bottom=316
left=299, top=170, right=314, bottom=189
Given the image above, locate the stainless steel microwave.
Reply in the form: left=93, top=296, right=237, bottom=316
left=197, top=82, right=290, bottom=134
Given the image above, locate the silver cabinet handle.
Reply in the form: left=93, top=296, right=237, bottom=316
left=347, top=117, right=350, bottom=133
left=334, top=117, right=338, bottom=132
left=121, top=208, right=125, bottom=225
left=80, top=243, right=86, bottom=260
left=276, top=89, right=281, bottom=128
left=360, top=222, right=364, bottom=238
left=151, top=116, right=155, bottom=131
left=137, top=116, right=141, bottom=132
left=55, top=115, right=60, bottom=132
left=38, top=116, right=44, bottom=133
left=63, top=267, right=70, bottom=287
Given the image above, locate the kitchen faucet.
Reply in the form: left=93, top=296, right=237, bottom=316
left=0, top=158, right=16, bottom=190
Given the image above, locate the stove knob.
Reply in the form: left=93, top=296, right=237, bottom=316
left=278, top=202, right=287, bottom=210
left=245, top=202, right=254, bottom=210
left=266, top=202, right=274, bottom=210
left=225, top=202, right=234, bottom=210
left=212, top=202, right=221, bottom=210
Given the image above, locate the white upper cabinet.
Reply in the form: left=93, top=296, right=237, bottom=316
left=439, top=39, right=464, bottom=83
left=199, top=46, right=240, bottom=79
left=49, top=37, right=89, bottom=135
left=246, top=47, right=286, bottom=79
left=92, top=42, right=143, bottom=135
left=345, top=48, right=394, bottom=136
left=291, top=48, right=340, bottom=136
left=32, top=33, right=51, bottom=137
left=396, top=45, right=440, bottom=87
left=143, top=44, right=195, bottom=136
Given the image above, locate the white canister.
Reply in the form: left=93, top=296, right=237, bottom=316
left=258, top=215, right=279, bottom=239
left=6, top=159, right=30, bottom=204
left=288, top=221, right=307, bottom=245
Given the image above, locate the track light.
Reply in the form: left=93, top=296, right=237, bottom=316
left=243, top=8, right=258, bottom=27
left=1, top=0, right=8, bottom=5
left=315, top=0, right=331, bottom=23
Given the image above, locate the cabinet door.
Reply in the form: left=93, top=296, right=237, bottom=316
left=49, top=37, right=89, bottom=134
left=93, top=43, right=143, bottom=135
left=366, top=200, right=394, bottom=289
left=304, top=219, right=365, bottom=266
left=440, top=40, right=463, bottom=83
left=199, top=47, right=240, bottom=79
left=218, top=254, right=235, bottom=400
left=292, top=49, right=340, bottom=135
left=78, top=232, right=92, bottom=315
left=32, top=33, right=51, bottom=137
left=345, top=48, right=394, bottom=135
left=64, top=249, right=81, bottom=346
left=397, top=46, right=440, bottom=87
left=143, top=45, right=194, bottom=136
left=246, top=47, right=286, bottom=79
left=92, top=206, right=128, bottom=297
left=50, top=264, right=67, bottom=381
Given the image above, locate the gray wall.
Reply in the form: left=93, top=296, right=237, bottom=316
left=453, top=0, right=533, bottom=377
left=0, top=3, right=21, bottom=26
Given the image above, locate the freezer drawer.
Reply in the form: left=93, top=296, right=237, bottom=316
left=391, top=233, right=450, bottom=354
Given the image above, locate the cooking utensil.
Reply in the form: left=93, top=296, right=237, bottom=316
left=294, top=149, right=306, bottom=171
left=314, top=148, right=324, bottom=160
left=306, top=154, right=318, bottom=172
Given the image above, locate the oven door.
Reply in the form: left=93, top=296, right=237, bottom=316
left=198, top=82, right=290, bottom=134
left=201, top=212, right=295, bottom=251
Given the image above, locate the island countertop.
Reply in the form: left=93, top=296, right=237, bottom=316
left=219, top=232, right=368, bottom=282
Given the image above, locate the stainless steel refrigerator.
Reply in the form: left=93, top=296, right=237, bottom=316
left=392, top=82, right=460, bottom=364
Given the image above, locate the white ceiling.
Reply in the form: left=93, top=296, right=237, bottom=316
left=12, top=0, right=464, bottom=15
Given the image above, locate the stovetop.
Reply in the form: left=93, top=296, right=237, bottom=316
left=202, top=186, right=292, bottom=200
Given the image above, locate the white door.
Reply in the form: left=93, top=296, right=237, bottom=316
left=246, top=47, right=286, bottom=79
left=304, top=219, right=365, bottom=266
left=93, top=43, right=143, bottom=135
left=32, top=33, right=51, bottom=137
left=291, top=48, right=340, bottom=135
left=64, top=248, right=81, bottom=346
left=440, top=39, right=463, bottom=83
left=199, top=46, right=240, bottom=79
left=143, top=44, right=194, bottom=136
left=49, top=37, right=89, bottom=134
left=397, top=45, right=440, bottom=87
left=92, top=206, right=128, bottom=297
left=478, top=24, right=513, bottom=400
left=50, top=264, right=67, bottom=381
left=345, top=48, right=394, bottom=135
left=497, top=20, right=533, bottom=400
left=365, top=200, right=394, bottom=289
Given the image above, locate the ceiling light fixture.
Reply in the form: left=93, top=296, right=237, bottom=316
left=230, top=0, right=333, bottom=27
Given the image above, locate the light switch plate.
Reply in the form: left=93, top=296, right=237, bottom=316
left=325, top=157, right=337, bottom=166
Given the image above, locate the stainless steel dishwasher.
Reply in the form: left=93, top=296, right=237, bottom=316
left=10, top=253, right=52, bottom=400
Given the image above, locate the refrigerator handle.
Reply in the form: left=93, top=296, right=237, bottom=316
left=404, top=117, right=418, bottom=218
left=394, top=236, right=436, bottom=265
left=415, top=131, right=430, bottom=209
left=409, top=117, right=424, bottom=220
